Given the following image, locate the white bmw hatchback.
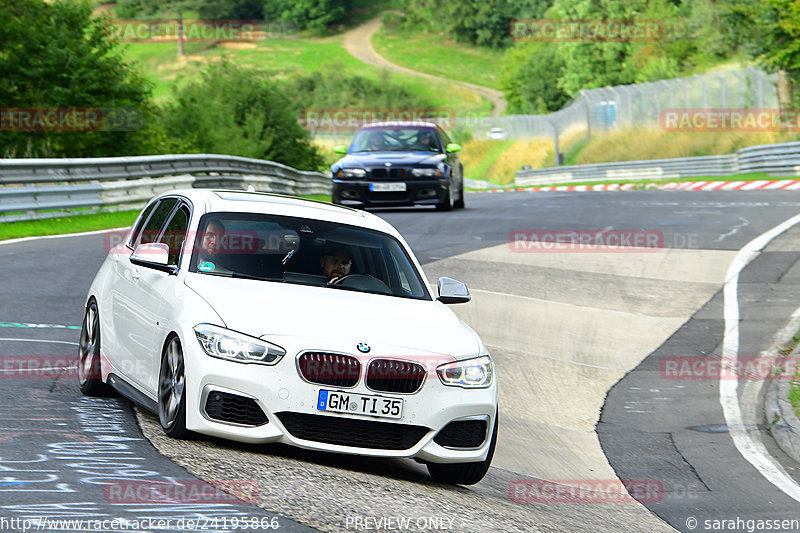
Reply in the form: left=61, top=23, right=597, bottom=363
left=79, top=189, right=497, bottom=485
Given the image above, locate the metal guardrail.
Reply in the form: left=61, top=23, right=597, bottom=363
left=0, top=154, right=332, bottom=221
left=515, top=141, right=800, bottom=186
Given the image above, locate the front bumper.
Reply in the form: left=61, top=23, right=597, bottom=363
left=181, top=336, right=498, bottom=464
left=332, top=178, right=449, bottom=207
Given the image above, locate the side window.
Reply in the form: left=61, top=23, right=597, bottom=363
left=128, top=201, right=158, bottom=249
left=158, top=205, right=190, bottom=266
left=134, top=198, right=178, bottom=248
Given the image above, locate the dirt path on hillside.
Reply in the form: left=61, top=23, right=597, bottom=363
left=342, top=17, right=506, bottom=117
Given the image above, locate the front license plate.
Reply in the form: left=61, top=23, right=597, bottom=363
left=369, top=182, right=406, bottom=192
left=317, top=389, right=403, bottom=419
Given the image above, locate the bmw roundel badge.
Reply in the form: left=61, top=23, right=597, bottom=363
left=357, top=342, right=370, bottom=353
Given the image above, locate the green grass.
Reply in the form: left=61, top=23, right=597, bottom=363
left=790, top=377, right=800, bottom=419
left=0, top=210, right=141, bottom=241
left=462, top=140, right=515, bottom=181
left=121, top=34, right=490, bottom=115
left=0, top=194, right=333, bottom=241
left=372, top=26, right=504, bottom=90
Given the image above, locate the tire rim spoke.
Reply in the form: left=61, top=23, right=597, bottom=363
left=79, top=306, right=98, bottom=383
left=160, top=339, right=184, bottom=427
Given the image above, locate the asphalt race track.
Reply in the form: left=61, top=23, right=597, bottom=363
left=3, top=190, right=800, bottom=532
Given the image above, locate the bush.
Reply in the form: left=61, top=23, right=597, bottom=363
left=283, top=63, right=432, bottom=109
left=160, top=61, right=324, bottom=170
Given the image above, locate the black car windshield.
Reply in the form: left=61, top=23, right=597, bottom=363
left=189, top=212, right=431, bottom=300
left=350, top=127, right=442, bottom=153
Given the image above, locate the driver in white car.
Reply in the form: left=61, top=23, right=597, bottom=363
left=320, top=245, right=352, bottom=283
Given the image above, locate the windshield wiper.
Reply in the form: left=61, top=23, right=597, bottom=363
left=201, top=271, right=279, bottom=282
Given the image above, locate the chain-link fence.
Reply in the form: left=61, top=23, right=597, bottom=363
left=307, top=68, right=779, bottom=158
left=458, top=67, right=778, bottom=145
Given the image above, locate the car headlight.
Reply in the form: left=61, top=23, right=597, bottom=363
left=193, top=324, right=285, bottom=365
left=336, top=168, right=367, bottom=178
left=436, top=355, right=493, bottom=388
left=411, top=167, right=442, bottom=177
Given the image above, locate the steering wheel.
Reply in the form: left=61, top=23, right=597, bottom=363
left=331, top=274, right=391, bottom=293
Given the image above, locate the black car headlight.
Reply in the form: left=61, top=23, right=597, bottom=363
left=336, top=168, right=367, bottom=178
left=193, top=324, right=285, bottom=365
left=436, top=355, right=493, bottom=388
left=411, top=167, right=442, bottom=177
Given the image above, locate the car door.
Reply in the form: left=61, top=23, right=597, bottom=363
left=111, top=197, right=181, bottom=395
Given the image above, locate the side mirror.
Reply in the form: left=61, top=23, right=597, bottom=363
left=333, top=144, right=348, bottom=154
left=130, top=243, right=176, bottom=274
left=446, top=143, right=462, bottom=153
left=437, top=277, right=470, bottom=304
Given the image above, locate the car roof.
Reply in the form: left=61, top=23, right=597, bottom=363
left=359, top=121, right=439, bottom=129
left=162, top=189, right=401, bottom=236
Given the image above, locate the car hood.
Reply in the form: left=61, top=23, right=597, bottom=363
left=184, top=274, right=483, bottom=359
left=337, top=152, right=445, bottom=167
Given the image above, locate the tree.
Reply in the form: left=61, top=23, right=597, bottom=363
left=161, top=61, right=324, bottom=170
left=547, top=0, right=647, bottom=95
left=739, top=0, right=800, bottom=106
left=401, top=0, right=553, bottom=48
left=500, top=43, right=569, bottom=113
left=0, top=0, right=165, bottom=157
left=263, top=0, right=351, bottom=31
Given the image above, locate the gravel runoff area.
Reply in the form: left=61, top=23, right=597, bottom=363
left=134, top=402, right=666, bottom=533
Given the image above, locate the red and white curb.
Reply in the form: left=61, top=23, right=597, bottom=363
left=662, top=179, right=800, bottom=191
left=469, top=179, right=800, bottom=193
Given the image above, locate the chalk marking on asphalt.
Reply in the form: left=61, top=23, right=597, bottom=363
left=0, top=322, right=81, bottom=330
left=721, top=211, right=800, bottom=502
left=0, top=338, right=79, bottom=346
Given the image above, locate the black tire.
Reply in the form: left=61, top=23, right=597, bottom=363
left=78, top=299, right=113, bottom=396
left=158, top=335, right=191, bottom=439
left=436, top=181, right=454, bottom=211
left=454, top=177, right=465, bottom=209
left=427, top=410, right=498, bottom=485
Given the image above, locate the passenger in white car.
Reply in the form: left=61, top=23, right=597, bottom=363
left=199, top=218, right=226, bottom=260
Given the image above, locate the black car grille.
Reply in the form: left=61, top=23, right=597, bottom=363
left=276, top=412, right=429, bottom=450
left=298, top=352, right=361, bottom=388
left=370, top=168, right=406, bottom=179
left=204, top=391, right=269, bottom=427
left=366, top=359, right=426, bottom=394
left=433, top=419, right=488, bottom=448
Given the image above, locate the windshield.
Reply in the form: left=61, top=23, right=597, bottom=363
left=189, top=213, right=431, bottom=300
left=350, top=127, right=442, bottom=153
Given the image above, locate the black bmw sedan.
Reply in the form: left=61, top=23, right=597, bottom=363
left=331, top=122, right=465, bottom=211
